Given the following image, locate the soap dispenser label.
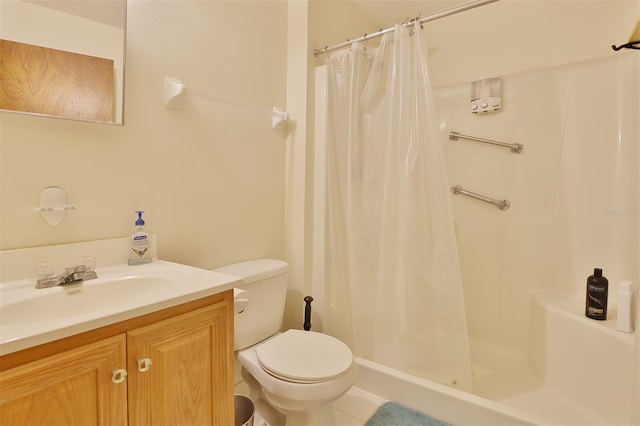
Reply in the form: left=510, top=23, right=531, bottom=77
left=132, top=234, right=149, bottom=257
left=128, top=211, right=152, bottom=266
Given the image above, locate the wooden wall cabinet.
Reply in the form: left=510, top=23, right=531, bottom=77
left=0, top=291, right=234, bottom=425
left=0, top=39, right=115, bottom=123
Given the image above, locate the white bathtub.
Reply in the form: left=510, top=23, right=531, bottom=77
left=526, top=290, right=638, bottom=425
left=352, top=357, right=540, bottom=425
left=349, top=290, right=639, bottom=426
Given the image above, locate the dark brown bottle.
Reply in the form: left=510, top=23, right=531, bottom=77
left=585, top=268, right=608, bottom=320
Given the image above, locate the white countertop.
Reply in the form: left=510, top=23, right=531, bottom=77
left=0, top=239, right=241, bottom=356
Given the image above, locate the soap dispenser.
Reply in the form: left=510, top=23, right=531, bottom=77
left=128, top=211, right=152, bottom=265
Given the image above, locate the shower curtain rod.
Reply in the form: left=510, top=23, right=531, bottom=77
left=313, top=0, right=500, bottom=57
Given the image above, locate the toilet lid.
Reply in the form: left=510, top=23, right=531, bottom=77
left=256, top=330, right=353, bottom=384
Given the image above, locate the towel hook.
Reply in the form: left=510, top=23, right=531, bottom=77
left=611, top=41, right=640, bottom=51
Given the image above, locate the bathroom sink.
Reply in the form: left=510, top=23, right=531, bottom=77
left=0, top=260, right=241, bottom=356
left=1, top=275, right=177, bottom=325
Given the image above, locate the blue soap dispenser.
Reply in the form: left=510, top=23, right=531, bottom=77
left=128, top=211, right=152, bottom=265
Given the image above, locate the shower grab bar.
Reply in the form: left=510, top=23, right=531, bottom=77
left=449, top=131, right=523, bottom=154
left=451, top=185, right=510, bottom=210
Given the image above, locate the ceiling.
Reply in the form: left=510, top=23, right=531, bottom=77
left=19, top=0, right=474, bottom=35
left=21, top=0, right=125, bottom=28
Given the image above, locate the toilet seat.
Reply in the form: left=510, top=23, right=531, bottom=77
left=256, top=330, right=353, bottom=384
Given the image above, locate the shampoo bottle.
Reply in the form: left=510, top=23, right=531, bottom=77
left=585, top=268, right=608, bottom=320
left=128, top=211, right=151, bottom=265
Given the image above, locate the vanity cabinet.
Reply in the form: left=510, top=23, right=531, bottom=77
left=0, top=335, right=127, bottom=425
left=0, top=291, right=234, bottom=426
left=127, top=303, right=232, bottom=425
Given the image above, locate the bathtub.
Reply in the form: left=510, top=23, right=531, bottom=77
left=350, top=290, right=638, bottom=426
left=526, top=290, right=638, bottom=425
left=352, top=357, right=540, bottom=425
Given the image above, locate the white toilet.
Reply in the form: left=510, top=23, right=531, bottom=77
left=214, top=259, right=357, bottom=426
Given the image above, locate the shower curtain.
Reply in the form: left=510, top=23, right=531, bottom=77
left=323, top=24, right=472, bottom=391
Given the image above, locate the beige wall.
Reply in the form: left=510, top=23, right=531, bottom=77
left=424, top=0, right=639, bottom=88
left=0, top=1, right=288, bottom=270
left=1, top=0, right=638, bottom=323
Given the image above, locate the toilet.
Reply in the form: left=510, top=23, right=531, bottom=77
left=214, top=259, right=357, bottom=426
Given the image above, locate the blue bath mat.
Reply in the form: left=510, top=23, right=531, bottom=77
left=365, top=401, right=451, bottom=426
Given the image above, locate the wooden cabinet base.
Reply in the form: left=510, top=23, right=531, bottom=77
left=0, top=291, right=233, bottom=426
left=0, top=335, right=127, bottom=426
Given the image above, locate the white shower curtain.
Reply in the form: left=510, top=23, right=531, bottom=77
left=323, top=24, right=472, bottom=391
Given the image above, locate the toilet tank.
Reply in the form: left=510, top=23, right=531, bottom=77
left=213, top=259, right=288, bottom=351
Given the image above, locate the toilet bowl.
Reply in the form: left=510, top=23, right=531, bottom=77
left=239, top=330, right=357, bottom=411
left=214, top=260, right=357, bottom=425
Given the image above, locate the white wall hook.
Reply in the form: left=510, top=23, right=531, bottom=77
left=165, top=77, right=186, bottom=109
left=272, top=106, right=289, bottom=130
left=34, top=187, right=77, bottom=226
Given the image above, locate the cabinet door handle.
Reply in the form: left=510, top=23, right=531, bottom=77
left=111, top=368, right=128, bottom=384
left=137, top=357, right=153, bottom=372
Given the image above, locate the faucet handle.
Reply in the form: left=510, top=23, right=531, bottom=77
left=35, top=261, right=59, bottom=288
left=75, top=256, right=98, bottom=280
left=37, top=261, right=56, bottom=280
left=80, top=256, right=96, bottom=272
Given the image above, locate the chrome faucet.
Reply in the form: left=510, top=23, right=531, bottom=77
left=35, top=264, right=97, bottom=289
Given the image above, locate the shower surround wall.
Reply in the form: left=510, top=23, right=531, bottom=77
left=314, top=50, right=638, bottom=423
left=438, top=52, right=639, bottom=420
left=440, top=51, right=638, bottom=350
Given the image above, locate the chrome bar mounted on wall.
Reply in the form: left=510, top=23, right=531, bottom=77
left=449, top=131, right=523, bottom=154
left=451, top=185, right=510, bottom=210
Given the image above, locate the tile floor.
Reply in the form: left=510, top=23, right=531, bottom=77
left=241, top=386, right=386, bottom=426
left=333, top=387, right=386, bottom=426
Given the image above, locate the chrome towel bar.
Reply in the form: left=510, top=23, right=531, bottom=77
left=451, top=185, right=510, bottom=210
left=449, top=131, right=523, bottom=154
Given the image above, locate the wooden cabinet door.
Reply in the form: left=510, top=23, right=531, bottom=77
left=127, top=301, right=233, bottom=425
left=0, top=335, right=127, bottom=426
left=0, top=39, right=115, bottom=122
